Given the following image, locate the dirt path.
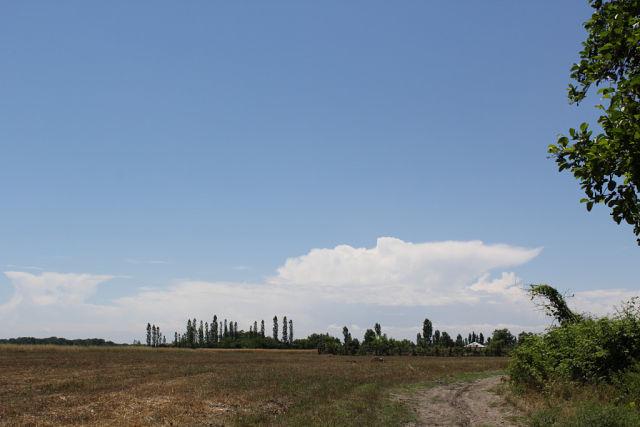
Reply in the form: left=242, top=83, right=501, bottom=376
left=393, top=375, right=522, bottom=427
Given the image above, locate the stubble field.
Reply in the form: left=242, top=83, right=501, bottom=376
left=0, top=345, right=507, bottom=426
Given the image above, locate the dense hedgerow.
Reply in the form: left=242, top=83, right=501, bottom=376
left=510, top=287, right=640, bottom=425
left=510, top=305, right=640, bottom=387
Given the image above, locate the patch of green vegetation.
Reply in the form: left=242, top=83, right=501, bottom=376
left=508, top=285, right=640, bottom=426
left=529, top=401, right=640, bottom=427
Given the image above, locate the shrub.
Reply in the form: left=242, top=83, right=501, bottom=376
left=566, top=403, right=639, bottom=427
left=528, top=399, right=640, bottom=427
left=613, top=363, right=640, bottom=406
left=510, top=298, right=640, bottom=388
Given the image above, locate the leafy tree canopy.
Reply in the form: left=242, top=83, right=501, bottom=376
left=548, top=0, right=640, bottom=243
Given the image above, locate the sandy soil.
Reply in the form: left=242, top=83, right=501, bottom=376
left=393, top=375, right=522, bottom=427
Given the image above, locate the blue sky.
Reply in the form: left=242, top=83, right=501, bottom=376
left=1, top=2, right=638, bottom=342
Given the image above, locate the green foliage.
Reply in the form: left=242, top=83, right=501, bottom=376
left=548, top=0, right=640, bottom=244
left=569, top=403, right=640, bottom=427
left=511, top=316, right=640, bottom=387
left=304, top=333, right=342, bottom=354
left=613, top=362, right=640, bottom=406
left=529, top=284, right=581, bottom=325
left=487, top=328, right=516, bottom=356
left=511, top=290, right=640, bottom=388
left=529, top=401, right=640, bottom=427
left=152, top=316, right=515, bottom=357
left=273, top=316, right=278, bottom=341
left=0, top=337, right=119, bottom=346
left=282, top=316, right=288, bottom=343
left=422, top=318, right=432, bottom=345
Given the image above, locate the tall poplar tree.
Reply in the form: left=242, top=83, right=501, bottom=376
left=422, top=319, right=433, bottom=345
left=192, top=318, right=197, bottom=346
left=212, top=315, right=218, bottom=344
left=289, top=319, right=293, bottom=343
left=282, top=316, right=288, bottom=343
left=273, top=316, right=278, bottom=341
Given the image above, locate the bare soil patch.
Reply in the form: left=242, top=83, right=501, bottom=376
left=394, top=375, right=522, bottom=427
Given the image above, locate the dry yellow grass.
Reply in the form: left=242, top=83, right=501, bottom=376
left=0, top=345, right=508, bottom=426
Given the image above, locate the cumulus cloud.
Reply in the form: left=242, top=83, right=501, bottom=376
left=572, top=289, right=640, bottom=316
left=271, top=237, right=541, bottom=305
left=0, top=237, right=636, bottom=342
left=2, top=271, right=113, bottom=308
left=469, top=272, right=526, bottom=302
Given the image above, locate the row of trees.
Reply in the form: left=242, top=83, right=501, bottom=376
left=146, top=315, right=295, bottom=349
left=146, top=316, right=524, bottom=356
left=0, top=337, right=119, bottom=346
left=415, top=319, right=485, bottom=348
left=310, top=319, right=518, bottom=356
left=146, top=323, right=166, bottom=347
left=319, top=320, right=521, bottom=356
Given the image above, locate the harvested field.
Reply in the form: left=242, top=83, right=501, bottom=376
left=0, top=345, right=508, bottom=426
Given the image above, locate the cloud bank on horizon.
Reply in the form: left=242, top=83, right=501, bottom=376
left=1, top=237, right=636, bottom=342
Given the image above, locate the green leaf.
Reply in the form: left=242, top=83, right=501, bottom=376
left=558, top=136, right=569, bottom=147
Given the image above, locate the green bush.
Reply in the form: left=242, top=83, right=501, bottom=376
left=613, top=364, right=640, bottom=406
left=570, top=403, right=640, bottom=427
left=528, top=407, right=562, bottom=427
left=510, top=303, right=640, bottom=388
left=512, top=289, right=640, bottom=425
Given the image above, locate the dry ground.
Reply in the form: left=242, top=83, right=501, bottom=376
left=0, top=345, right=508, bottom=426
left=394, top=375, right=522, bottom=427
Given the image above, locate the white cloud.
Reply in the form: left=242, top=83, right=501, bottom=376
left=0, top=237, right=637, bottom=342
left=271, top=237, right=541, bottom=305
left=572, top=289, right=640, bottom=316
left=2, top=271, right=113, bottom=307
left=469, top=272, right=527, bottom=302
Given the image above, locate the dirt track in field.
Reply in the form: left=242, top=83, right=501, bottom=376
left=394, top=376, right=522, bottom=427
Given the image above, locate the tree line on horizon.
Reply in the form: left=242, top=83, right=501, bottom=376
left=147, top=315, right=295, bottom=349
left=0, top=337, right=120, bottom=346
left=145, top=316, right=524, bottom=356
left=317, top=319, right=520, bottom=356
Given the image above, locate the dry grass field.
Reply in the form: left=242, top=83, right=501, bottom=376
left=0, top=345, right=508, bottom=426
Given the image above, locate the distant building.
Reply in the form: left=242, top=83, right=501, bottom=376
left=465, top=342, right=486, bottom=349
